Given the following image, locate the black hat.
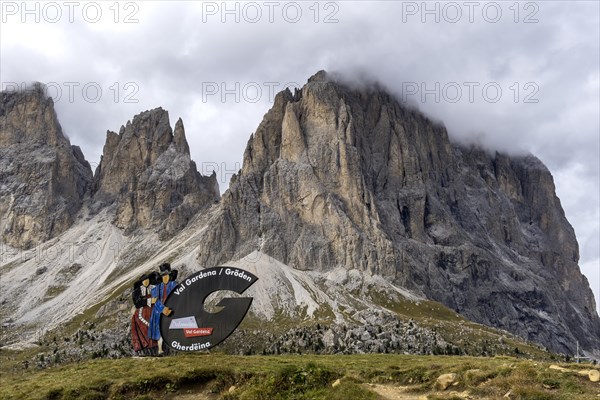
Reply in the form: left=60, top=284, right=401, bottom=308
left=148, top=271, right=161, bottom=285
left=159, top=263, right=172, bottom=276
left=132, top=277, right=143, bottom=291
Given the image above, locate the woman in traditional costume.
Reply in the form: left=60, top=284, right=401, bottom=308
left=130, top=272, right=159, bottom=355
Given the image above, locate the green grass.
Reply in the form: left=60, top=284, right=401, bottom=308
left=1, top=354, right=598, bottom=400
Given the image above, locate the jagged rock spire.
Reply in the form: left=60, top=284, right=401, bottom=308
left=93, top=107, right=219, bottom=236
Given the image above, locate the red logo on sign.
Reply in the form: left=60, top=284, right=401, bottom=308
left=183, top=328, right=213, bottom=338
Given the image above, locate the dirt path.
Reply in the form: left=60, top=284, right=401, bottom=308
left=366, top=384, right=472, bottom=400
left=366, top=384, right=429, bottom=400
left=169, top=391, right=218, bottom=400
left=173, top=385, right=428, bottom=400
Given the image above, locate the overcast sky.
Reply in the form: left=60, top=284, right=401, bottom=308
left=1, top=0, right=598, bottom=311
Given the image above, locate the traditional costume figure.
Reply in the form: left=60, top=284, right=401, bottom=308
left=149, top=263, right=178, bottom=353
left=130, top=272, right=159, bottom=355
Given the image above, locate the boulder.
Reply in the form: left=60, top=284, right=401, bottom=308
left=435, top=373, right=458, bottom=390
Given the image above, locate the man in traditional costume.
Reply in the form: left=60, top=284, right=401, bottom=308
left=149, top=263, right=178, bottom=354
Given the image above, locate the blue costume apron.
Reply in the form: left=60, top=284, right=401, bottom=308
left=149, top=280, right=177, bottom=341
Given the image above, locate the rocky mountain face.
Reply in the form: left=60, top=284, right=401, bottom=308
left=0, top=84, right=92, bottom=248
left=1, top=74, right=598, bottom=359
left=92, top=108, right=219, bottom=237
left=196, top=71, right=600, bottom=355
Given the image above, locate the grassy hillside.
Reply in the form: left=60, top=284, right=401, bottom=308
left=1, top=353, right=598, bottom=400
left=0, top=282, right=563, bottom=379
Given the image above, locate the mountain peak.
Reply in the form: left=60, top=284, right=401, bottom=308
left=173, top=117, right=190, bottom=155
left=308, top=69, right=329, bottom=82
left=93, top=109, right=218, bottom=236
left=0, top=83, right=68, bottom=148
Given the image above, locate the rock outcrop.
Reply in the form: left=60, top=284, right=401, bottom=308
left=196, top=71, right=600, bottom=355
left=92, top=108, right=219, bottom=237
left=0, top=84, right=92, bottom=248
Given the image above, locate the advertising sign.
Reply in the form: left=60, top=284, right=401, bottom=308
left=159, top=267, right=258, bottom=352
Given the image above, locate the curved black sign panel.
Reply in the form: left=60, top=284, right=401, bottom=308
left=160, top=267, right=258, bottom=352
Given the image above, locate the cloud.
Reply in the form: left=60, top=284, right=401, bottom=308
left=1, top=0, right=598, bottom=309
